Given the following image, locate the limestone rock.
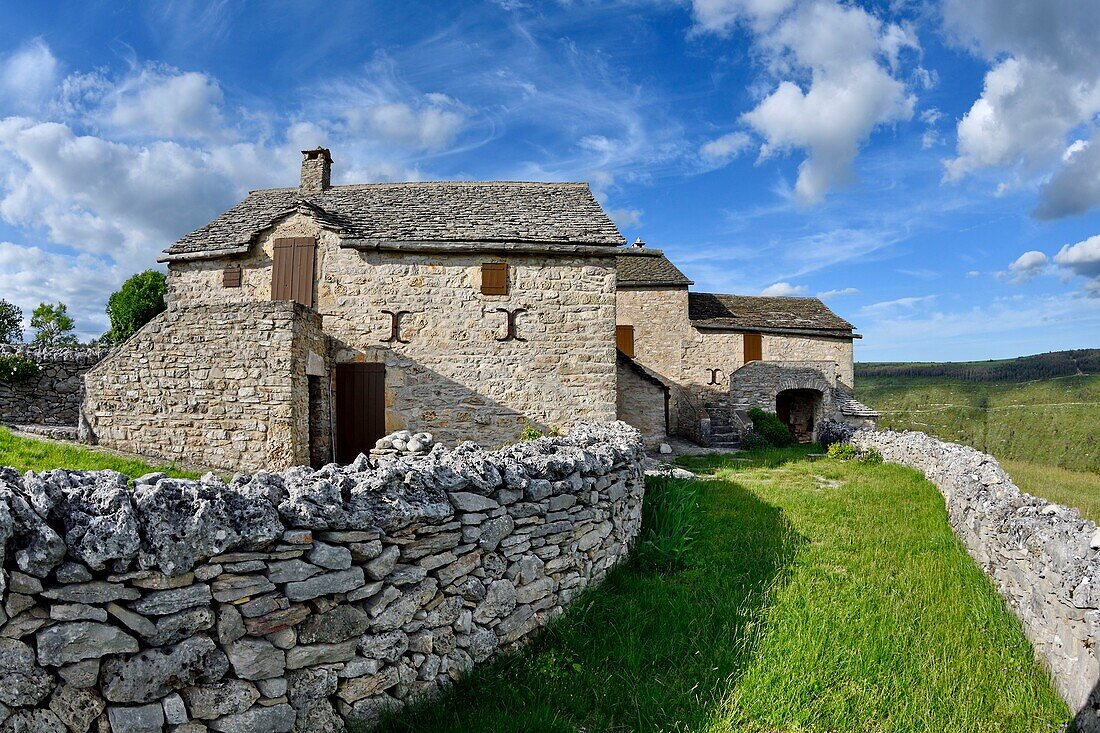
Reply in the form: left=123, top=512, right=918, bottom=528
left=225, top=638, right=285, bottom=681
left=107, top=703, right=164, bottom=733
left=47, top=684, right=104, bottom=733
left=358, top=631, right=409, bottom=663
left=101, top=636, right=228, bottom=703
left=0, top=638, right=54, bottom=705
left=183, top=680, right=260, bottom=719
left=0, top=708, right=66, bottom=733
left=474, top=579, right=517, bottom=624
left=283, top=567, right=365, bottom=602
left=37, top=622, right=139, bottom=666
left=133, top=478, right=239, bottom=576
left=207, top=702, right=295, bottom=733
left=296, top=605, right=368, bottom=645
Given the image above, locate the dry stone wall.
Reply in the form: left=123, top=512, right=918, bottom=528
left=0, top=422, right=644, bottom=732
left=853, top=429, right=1100, bottom=729
left=0, top=345, right=108, bottom=428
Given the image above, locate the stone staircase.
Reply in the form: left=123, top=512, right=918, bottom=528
left=704, top=398, right=743, bottom=450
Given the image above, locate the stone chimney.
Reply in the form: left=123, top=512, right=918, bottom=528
left=299, top=148, right=333, bottom=194
left=632, top=237, right=646, bottom=249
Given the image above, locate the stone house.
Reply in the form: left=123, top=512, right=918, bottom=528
left=81, top=148, right=871, bottom=471
left=615, top=244, right=877, bottom=446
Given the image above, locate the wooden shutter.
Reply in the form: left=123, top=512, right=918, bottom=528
left=222, top=267, right=241, bottom=288
left=616, top=325, right=635, bottom=357
left=481, top=263, right=508, bottom=295
left=744, top=333, right=762, bottom=363
left=272, top=237, right=316, bottom=307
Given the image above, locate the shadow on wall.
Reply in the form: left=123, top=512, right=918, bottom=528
left=1077, top=682, right=1100, bottom=732
left=369, top=479, right=805, bottom=732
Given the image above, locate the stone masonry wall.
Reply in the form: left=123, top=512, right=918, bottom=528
left=764, top=335, right=853, bottom=389
left=82, top=302, right=327, bottom=472
left=853, top=429, right=1100, bottom=729
left=0, top=345, right=108, bottom=427
left=0, top=422, right=643, bottom=733
left=615, top=360, right=667, bottom=448
left=167, top=213, right=618, bottom=448
left=616, top=287, right=688, bottom=435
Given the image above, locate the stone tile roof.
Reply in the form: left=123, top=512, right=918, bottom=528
left=163, top=181, right=625, bottom=259
left=837, top=393, right=880, bottom=418
left=688, top=292, right=855, bottom=336
left=615, top=253, right=693, bottom=287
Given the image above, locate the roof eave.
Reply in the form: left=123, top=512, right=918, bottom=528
left=339, top=238, right=624, bottom=256
left=690, top=322, right=859, bottom=339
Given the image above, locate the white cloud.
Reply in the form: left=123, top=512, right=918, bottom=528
left=0, top=39, right=59, bottom=113
left=694, top=0, right=917, bottom=204
left=759, top=281, right=806, bottom=296
left=859, top=294, right=936, bottom=317
left=1053, top=235, right=1100, bottom=296
left=966, top=270, right=981, bottom=278
left=103, top=68, right=228, bottom=142
left=942, top=0, right=1100, bottom=217
left=605, top=207, right=643, bottom=229
left=699, top=131, right=751, bottom=166
left=1007, top=249, right=1048, bottom=283
left=817, top=287, right=858, bottom=299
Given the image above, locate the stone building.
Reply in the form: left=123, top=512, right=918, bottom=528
left=81, top=147, right=872, bottom=470
left=615, top=244, right=877, bottom=446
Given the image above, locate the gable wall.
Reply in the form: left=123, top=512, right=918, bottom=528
left=167, top=214, right=617, bottom=449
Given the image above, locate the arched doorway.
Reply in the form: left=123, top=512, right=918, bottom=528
left=776, top=388, right=822, bottom=443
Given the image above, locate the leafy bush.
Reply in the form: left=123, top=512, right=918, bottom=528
left=739, top=429, right=769, bottom=450
left=519, top=423, right=562, bottom=441
left=0, top=354, right=39, bottom=383
left=816, top=419, right=854, bottom=448
left=0, top=299, right=21, bottom=344
left=827, top=442, right=857, bottom=460
left=858, top=449, right=884, bottom=465
left=747, top=407, right=792, bottom=447
left=638, top=476, right=698, bottom=569
left=827, top=442, right=883, bottom=465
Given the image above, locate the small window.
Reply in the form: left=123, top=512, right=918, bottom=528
left=616, top=325, right=635, bottom=357
left=223, top=267, right=241, bottom=288
left=744, top=333, right=762, bottom=363
left=481, top=263, right=508, bottom=295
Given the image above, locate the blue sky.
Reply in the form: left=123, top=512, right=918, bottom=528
left=0, top=0, right=1097, bottom=361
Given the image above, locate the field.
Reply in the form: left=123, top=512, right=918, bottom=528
left=372, top=448, right=1068, bottom=732
left=856, top=350, right=1099, bottom=521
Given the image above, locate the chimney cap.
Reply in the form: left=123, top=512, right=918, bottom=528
left=301, top=147, right=333, bottom=163
left=632, top=237, right=646, bottom=248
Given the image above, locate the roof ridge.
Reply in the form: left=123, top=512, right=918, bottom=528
left=693, top=291, right=825, bottom=302
left=247, top=181, right=592, bottom=195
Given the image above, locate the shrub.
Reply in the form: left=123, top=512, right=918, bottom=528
left=30, top=302, right=77, bottom=346
left=827, top=442, right=857, bottom=460
left=519, top=423, right=562, bottom=441
left=826, top=442, right=883, bottom=465
left=0, top=299, right=21, bottom=344
left=638, top=476, right=698, bottom=569
left=739, top=429, right=769, bottom=450
left=816, top=419, right=854, bottom=448
left=747, top=407, right=792, bottom=447
left=0, top=354, right=39, bottom=383
left=858, top=449, right=884, bottom=465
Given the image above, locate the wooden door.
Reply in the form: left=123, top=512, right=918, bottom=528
left=335, top=363, right=385, bottom=464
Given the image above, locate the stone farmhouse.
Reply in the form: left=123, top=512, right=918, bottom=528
left=80, top=148, right=875, bottom=471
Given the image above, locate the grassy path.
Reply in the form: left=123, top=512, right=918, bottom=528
left=374, top=448, right=1069, bottom=732
left=0, top=426, right=198, bottom=478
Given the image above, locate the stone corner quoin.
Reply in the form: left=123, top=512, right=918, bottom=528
left=0, top=420, right=646, bottom=732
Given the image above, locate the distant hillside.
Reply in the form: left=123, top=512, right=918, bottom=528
left=855, top=351, right=1099, bottom=473
left=856, top=349, right=1100, bottom=383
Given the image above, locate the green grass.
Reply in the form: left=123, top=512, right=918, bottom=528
left=0, top=426, right=198, bottom=478
left=856, top=373, right=1100, bottom=473
left=369, top=447, right=1069, bottom=732
left=1004, top=458, right=1100, bottom=524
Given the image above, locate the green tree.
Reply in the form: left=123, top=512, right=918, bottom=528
left=0, top=299, right=21, bottom=343
left=30, top=302, right=78, bottom=346
left=105, top=270, right=167, bottom=343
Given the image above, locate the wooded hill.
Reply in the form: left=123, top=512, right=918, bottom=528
left=856, top=349, right=1099, bottom=383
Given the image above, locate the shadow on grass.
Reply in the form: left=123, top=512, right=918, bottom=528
left=365, top=478, right=804, bottom=733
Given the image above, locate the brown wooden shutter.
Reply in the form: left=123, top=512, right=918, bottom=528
left=272, top=237, right=316, bottom=307
left=744, top=333, right=762, bottom=363
left=481, top=263, right=508, bottom=295
left=222, top=267, right=241, bottom=288
left=616, top=325, right=635, bottom=357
